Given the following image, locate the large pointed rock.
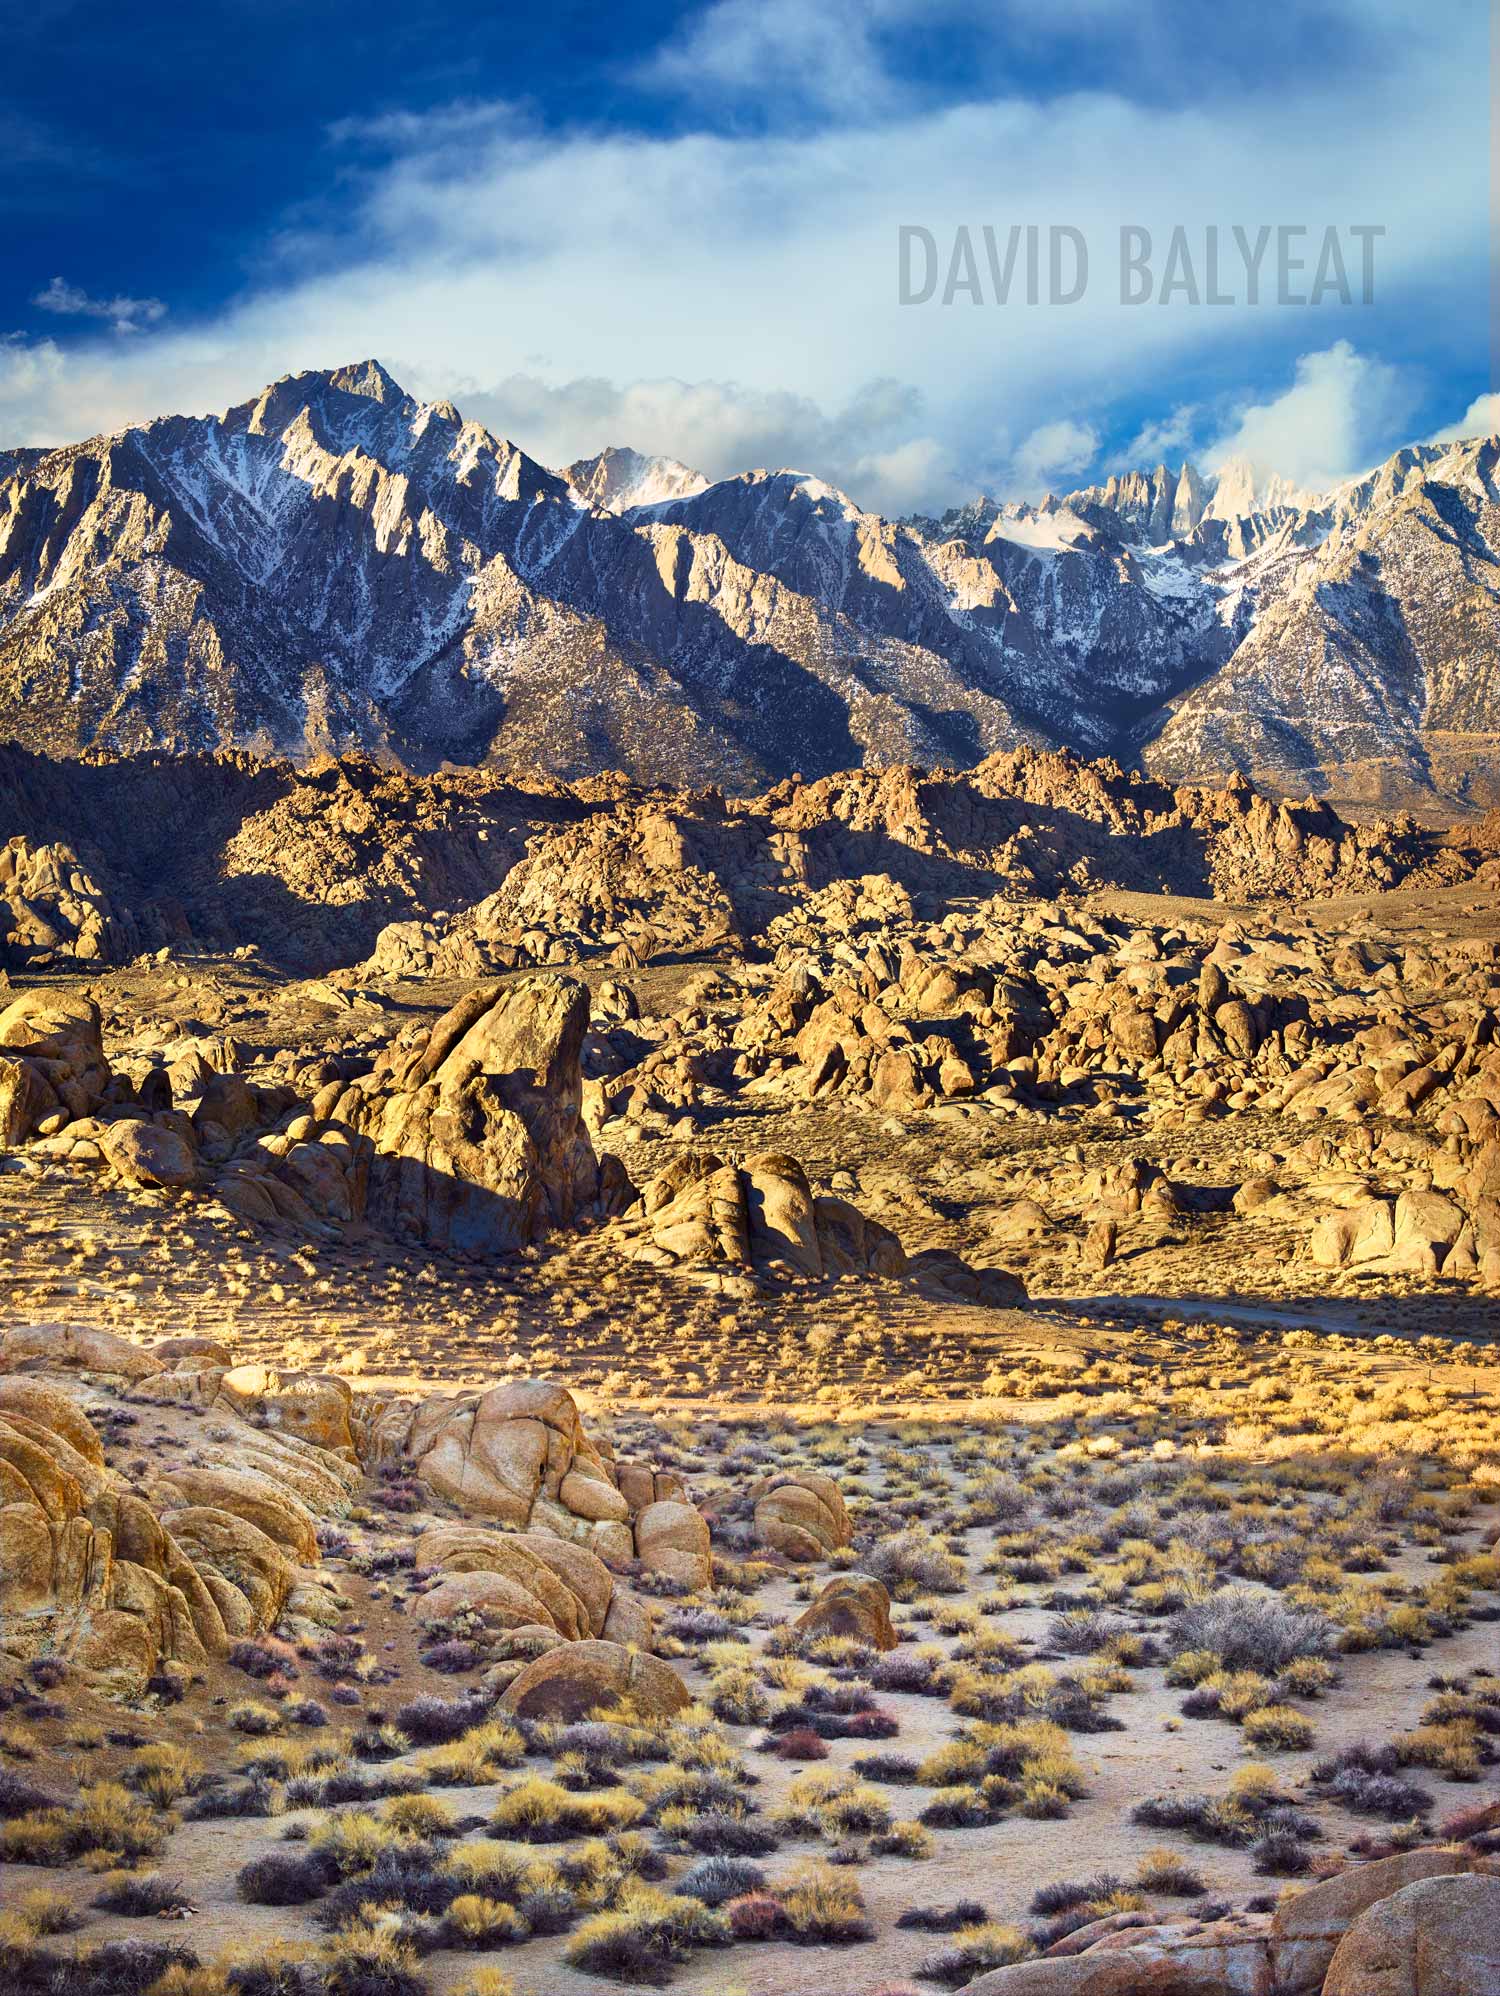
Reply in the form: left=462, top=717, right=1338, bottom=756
left=352, top=976, right=602, bottom=1254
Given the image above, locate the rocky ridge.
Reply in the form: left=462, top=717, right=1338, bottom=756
left=1, top=741, right=1477, bottom=978
left=1, top=362, right=1497, bottom=803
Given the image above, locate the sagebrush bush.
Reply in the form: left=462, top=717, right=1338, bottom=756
left=1135, top=1850, right=1206, bottom=1896
left=853, top=1753, right=920, bottom=1784
left=394, top=1695, right=489, bottom=1746
left=491, top=1778, right=644, bottom=1843
left=871, top=1818, right=934, bottom=1858
left=897, top=1900, right=990, bottom=1932
left=417, top=1721, right=524, bottom=1786
left=672, top=1810, right=778, bottom=1857
left=1242, top=1704, right=1316, bottom=1751
left=440, top=1894, right=529, bottom=1948
left=93, top=1872, right=194, bottom=1916
left=125, top=1745, right=204, bottom=1809
left=917, top=1922, right=1033, bottom=1985
left=1169, top=1591, right=1331, bottom=1674
left=864, top=1533, right=966, bottom=1596
left=725, top=1892, right=785, bottom=1942
left=11, top=1887, right=81, bottom=1936
left=0, top=1769, right=60, bottom=1820
left=563, top=1886, right=729, bottom=1985
left=1047, top=1611, right=1134, bottom=1657
left=675, top=1856, right=766, bottom=1906
left=227, top=1703, right=285, bottom=1738
left=778, top=1862, right=875, bottom=1944
left=0, top=1781, right=166, bottom=1865
left=237, top=1850, right=338, bottom=1907
left=1028, top=1873, right=1125, bottom=1917
left=8, top=1939, right=203, bottom=1996
left=320, top=1916, right=427, bottom=1996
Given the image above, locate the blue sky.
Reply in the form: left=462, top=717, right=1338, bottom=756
left=1, top=0, right=1491, bottom=512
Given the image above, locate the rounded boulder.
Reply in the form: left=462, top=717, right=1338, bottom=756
left=500, top=1638, right=691, bottom=1722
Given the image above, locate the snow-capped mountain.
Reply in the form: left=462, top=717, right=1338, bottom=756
left=0, top=360, right=1495, bottom=804
left=564, top=445, right=709, bottom=513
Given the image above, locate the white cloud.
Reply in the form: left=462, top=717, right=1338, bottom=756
left=0, top=0, right=1483, bottom=514
left=463, top=370, right=951, bottom=515
left=0, top=335, right=66, bottom=424
left=634, top=0, right=947, bottom=118
left=33, top=277, right=166, bottom=336
left=1011, top=418, right=1099, bottom=493
left=1111, top=404, right=1198, bottom=470
left=1427, top=390, right=1500, bottom=445
left=1202, top=340, right=1413, bottom=492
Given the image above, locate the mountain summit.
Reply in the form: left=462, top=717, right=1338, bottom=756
left=0, top=361, right=1495, bottom=804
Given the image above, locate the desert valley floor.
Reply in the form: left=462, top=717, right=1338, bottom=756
left=1, top=753, right=1498, bottom=1996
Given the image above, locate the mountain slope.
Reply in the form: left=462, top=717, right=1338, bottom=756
left=1141, top=438, right=1500, bottom=804
left=0, top=363, right=1047, bottom=785
left=0, top=360, right=1496, bottom=803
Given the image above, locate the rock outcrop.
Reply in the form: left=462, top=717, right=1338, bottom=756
left=0, top=837, right=140, bottom=968
left=0, top=1368, right=336, bottom=1695
left=7, top=972, right=629, bottom=1261
left=1270, top=1848, right=1475, bottom=1995
left=964, top=1848, right=1500, bottom=1995
left=1322, top=1872, right=1500, bottom=1996
left=792, top=1574, right=898, bottom=1650
left=323, top=976, right=614, bottom=1255
left=355, top=1377, right=710, bottom=1586
left=413, top=1521, right=652, bottom=1648
left=0, top=990, right=110, bottom=1143
left=0, top=1340, right=697, bottom=1694
left=609, top=1149, right=906, bottom=1293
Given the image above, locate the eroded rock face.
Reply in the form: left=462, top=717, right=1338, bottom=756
left=0, top=1323, right=165, bottom=1379
left=6, top=975, right=618, bottom=1261
left=366, top=1379, right=626, bottom=1549
left=634, top=1498, right=712, bottom=1590
left=0, top=990, right=110, bottom=1141
left=211, top=1364, right=358, bottom=1458
left=330, top=976, right=607, bottom=1255
left=0, top=1374, right=329, bottom=1695
left=97, top=1119, right=201, bottom=1189
left=0, top=837, right=140, bottom=968
left=356, top=1377, right=708, bottom=1585
left=964, top=1927, right=1274, bottom=1993
left=413, top=1522, right=651, bottom=1647
left=1270, top=1848, right=1474, bottom=1995
left=0, top=1340, right=694, bottom=1694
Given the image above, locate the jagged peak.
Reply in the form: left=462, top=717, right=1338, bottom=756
left=324, top=358, right=407, bottom=404
left=564, top=443, right=708, bottom=513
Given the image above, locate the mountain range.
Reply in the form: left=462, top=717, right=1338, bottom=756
left=0, top=357, right=1495, bottom=806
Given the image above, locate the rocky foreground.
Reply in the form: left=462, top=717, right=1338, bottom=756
left=1, top=747, right=1498, bottom=1995
left=1, top=1325, right=1498, bottom=1996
